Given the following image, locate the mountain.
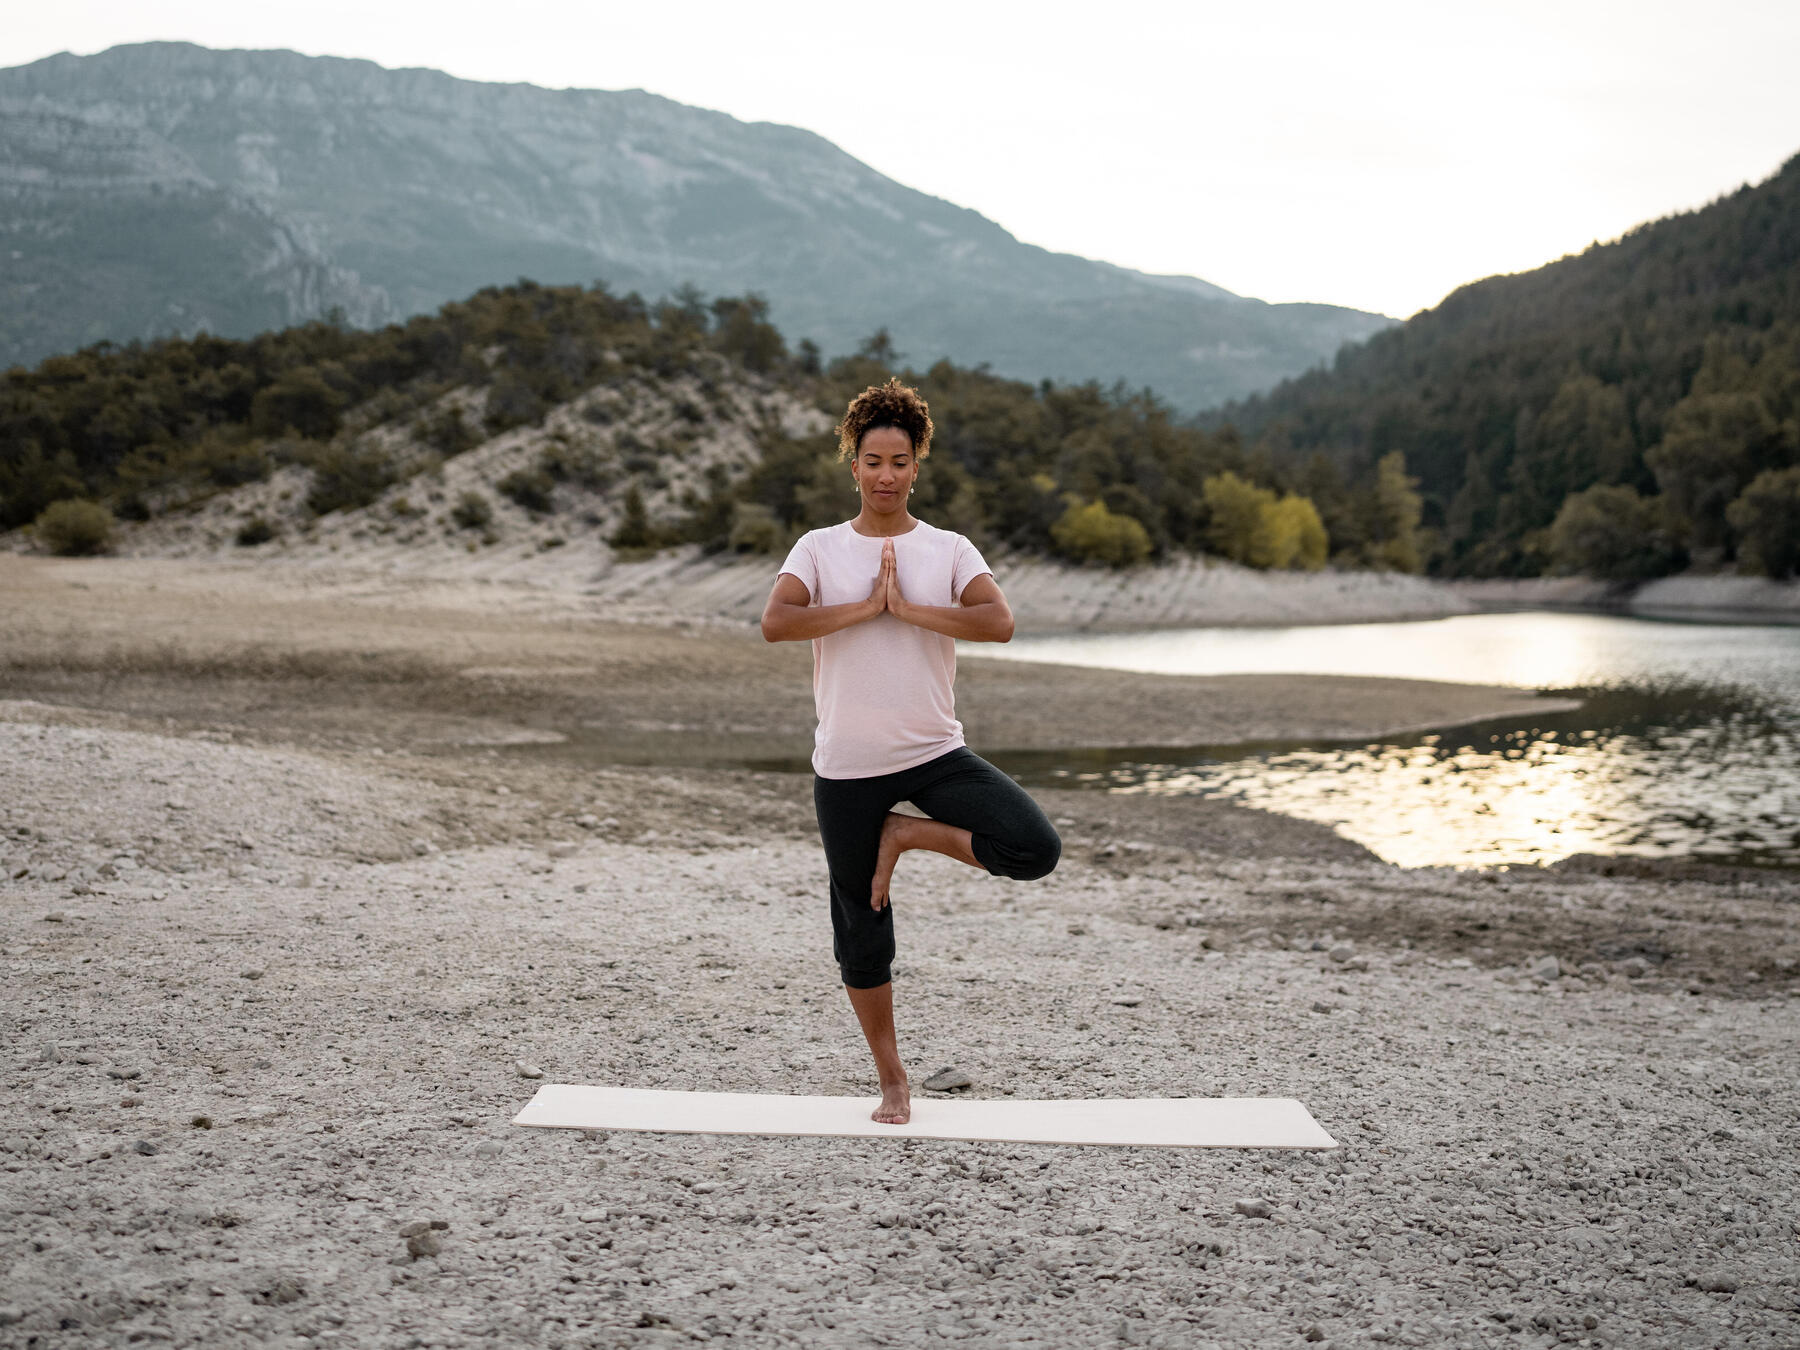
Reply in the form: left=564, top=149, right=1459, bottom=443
left=0, top=42, right=1391, bottom=408
left=1219, top=152, right=1800, bottom=576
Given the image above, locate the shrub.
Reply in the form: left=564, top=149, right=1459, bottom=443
left=1050, top=497, right=1152, bottom=567
left=1726, top=466, right=1800, bottom=578
left=417, top=407, right=481, bottom=458
left=305, top=444, right=396, bottom=516
left=539, top=442, right=615, bottom=492
left=1201, top=472, right=1276, bottom=564
left=483, top=370, right=547, bottom=432
left=1258, top=495, right=1330, bottom=570
left=610, top=484, right=657, bottom=549
left=235, top=516, right=277, bottom=547
left=1548, top=484, right=1684, bottom=580
left=35, top=499, right=113, bottom=555
left=727, top=501, right=783, bottom=554
left=498, top=467, right=556, bottom=514
left=250, top=366, right=347, bottom=440
left=451, top=491, right=493, bottom=530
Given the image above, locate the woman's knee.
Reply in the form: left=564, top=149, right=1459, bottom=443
left=996, top=822, right=1060, bottom=881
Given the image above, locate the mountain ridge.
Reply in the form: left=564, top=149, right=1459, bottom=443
left=0, top=41, right=1390, bottom=406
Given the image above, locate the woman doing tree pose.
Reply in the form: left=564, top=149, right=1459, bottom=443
left=760, top=378, right=1061, bottom=1125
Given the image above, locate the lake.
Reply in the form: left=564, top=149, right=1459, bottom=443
left=965, top=612, right=1800, bottom=870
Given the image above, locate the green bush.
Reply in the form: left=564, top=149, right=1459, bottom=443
left=1201, top=472, right=1276, bottom=564
left=451, top=491, right=493, bottom=530
left=305, top=444, right=396, bottom=516
left=1548, top=484, right=1684, bottom=580
left=1050, top=497, right=1152, bottom=567
left=35, top=499, right=113, bottom=556
left=1258, top=495, right=1330, bottom=570
left=727, top=501, right=783, bottom=554
left=498, top=467, right=556, bottom=513
left=235, top=516, right=277, bottom=547
left=1726, top=466, right=1800, bottom=578
left=417, top=407, right=481, bottom=458
left=250, top=366, right=347, bottom=440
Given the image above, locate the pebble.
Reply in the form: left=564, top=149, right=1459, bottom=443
left=107, top=1066, right=142, bottom=1080
left=1694, top=1271, right=1739, bottom=1294
left=548, top=842, right=578, bottom=858
left=1328, top=943, right=1355, bottom=963
left=1622, top=957, right=1650, bottom=979
left=240, top=969, right=263, bottom=980
left=921, top=1067, right=974, bottom=1092
left=406, top=1231, right=443, bottom=1258
left=132, top=1139, right=159, bottom=1155
left=575, top=814, right=600, bottom=829
left=1530, top=955, right=1561, bottom=981
left=42, top=911, right=68, bottom=923
left=514, top=1060, right=544, bottom=1079
left=1233, top=1198, right=1274, bottom=1219
left=474, top=1141, right=503, bottom=1159
left=1109, top=995, right=1142, bottom=1007
left=1311, top=999, right=1335, bottom=1013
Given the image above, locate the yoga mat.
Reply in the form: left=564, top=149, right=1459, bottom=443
left=512, top=1085, right=1337, bottom=1149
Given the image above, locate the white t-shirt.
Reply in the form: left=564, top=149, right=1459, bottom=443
left=778, top=519, right=994, bottom=779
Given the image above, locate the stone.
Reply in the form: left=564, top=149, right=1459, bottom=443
left=921, top=1067, right=974, bottom=1092
left=515, top=1060, right=544, bottom=1079
left=240, top=969, right=263, bottom=980
left=406, top=1231, right=443, bottom=1258
left=1110, top=995, right=1142, bottom=1007
left=132, top=1139, right=159, bottom=1155
left=549, top=841, right=578, bottom=858
left=474, top=1140, right=504, bottom=1159
left=43, top=911, right=68, bottom=923
left=1311, top=1000, right=1335, bottom=1014
left=576, top=814, right=599, bottom=829
left=1694, top=1271, right=1738, bottom=1294
left=106, top=1066, right=142, bottom=1080
left=1530, top=955, right=1561, bottom=981
left=1329, top=944, right=1355, bottom=963
left=1621, top=957, right=1650, bottom=979
left=0, top=1306, right=23, bottom=1327
left=412, top=839, right=431, bottom=856
left=1233, top=1198, right=1273, bottom=1219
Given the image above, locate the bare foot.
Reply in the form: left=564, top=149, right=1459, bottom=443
left=872, top=1078, right=911, bottom=1125
left=870, top=811, right=911, bottom=910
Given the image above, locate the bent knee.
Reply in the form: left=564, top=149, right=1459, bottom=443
left=1004, top=827, right=1061, bottom=881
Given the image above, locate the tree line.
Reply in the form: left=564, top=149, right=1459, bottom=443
left=1, top=283, right=1426, bottom=571
left=1222, top=152, right=1800, bottom=579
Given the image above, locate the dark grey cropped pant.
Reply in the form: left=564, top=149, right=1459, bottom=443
left=813, top=747, right=1061, bottom=989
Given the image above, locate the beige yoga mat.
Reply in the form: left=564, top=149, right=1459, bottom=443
left=512, top=1084, right=1338, bottom=1149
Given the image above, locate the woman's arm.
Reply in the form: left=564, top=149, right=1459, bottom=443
left=891, top=571, right=1015, bottom=643
left=760, top=568, right=885, bottom=642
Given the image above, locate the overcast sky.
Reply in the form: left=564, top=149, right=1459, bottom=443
left=6, top=1, right=1798, bottom=318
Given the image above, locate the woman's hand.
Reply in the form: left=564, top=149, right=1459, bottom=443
left=881, top=537, right=908, bottom=619
left=865, top=540, right=893, bottom=619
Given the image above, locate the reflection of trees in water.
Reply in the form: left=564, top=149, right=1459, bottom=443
left=1014, top=678, right=1800, bottom=869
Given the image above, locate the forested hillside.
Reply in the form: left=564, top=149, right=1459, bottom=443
left=1223, top=153, right=1800, bottom=579
left=0, top=281, right=1421, bottom=573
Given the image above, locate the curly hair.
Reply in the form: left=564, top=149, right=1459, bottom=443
left=835, top=377, right=933, bottom=462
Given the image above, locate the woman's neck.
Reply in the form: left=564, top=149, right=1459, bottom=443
left=850, top=509, right=918, bottom=538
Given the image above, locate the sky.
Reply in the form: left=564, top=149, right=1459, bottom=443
left=6, top=1, right=1799, bottom=318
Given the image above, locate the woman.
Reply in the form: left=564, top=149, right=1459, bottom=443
left=760, top=378, right=1061, bottom=1125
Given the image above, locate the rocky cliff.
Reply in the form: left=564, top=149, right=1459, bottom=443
left=0, top=42, right=1392, bottom=405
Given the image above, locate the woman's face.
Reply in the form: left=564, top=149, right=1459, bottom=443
left=852, top=425, right=918, bottom=514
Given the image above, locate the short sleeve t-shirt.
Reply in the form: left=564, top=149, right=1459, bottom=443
left=778, top=519, right=994, bottom=779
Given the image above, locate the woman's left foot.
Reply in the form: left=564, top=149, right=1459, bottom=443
left=872, top=1078, right=911, bottom=1125
left=870, top=812, right=910, bottom=910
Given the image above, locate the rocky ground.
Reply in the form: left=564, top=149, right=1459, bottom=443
left=2, top=557, right=1797, bottom=1350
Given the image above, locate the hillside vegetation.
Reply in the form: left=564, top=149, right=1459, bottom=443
left=1, top=282, right=1423, bottom=573
left=1223, top=153, right=1800, bottom=579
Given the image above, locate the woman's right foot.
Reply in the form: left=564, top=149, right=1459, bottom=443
left=870, top=811, right=911, bottom=910
left=872, top=1078, right=911, bottom=1125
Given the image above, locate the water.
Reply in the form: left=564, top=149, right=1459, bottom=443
left=966, top=613, right=1800, bottom=870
